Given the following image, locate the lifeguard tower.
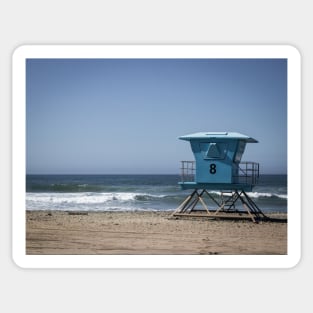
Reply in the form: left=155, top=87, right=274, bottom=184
left=172, top=132, right=268, bottom=222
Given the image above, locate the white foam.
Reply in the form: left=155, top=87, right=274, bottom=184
left=246, top=192, right=287, bottom=199
left=203, top=191, right=287, bottom=200
left=26, top=192, right=140, bottom=204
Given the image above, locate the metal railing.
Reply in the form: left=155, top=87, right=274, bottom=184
left=234, top=161, right=259, bottom=186
left=180, top=161, right=196, bottom=183
left=180, top=160, right=259, bottom=186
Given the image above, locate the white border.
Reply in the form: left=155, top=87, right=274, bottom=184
left=12, top=45, right=301, bottom=268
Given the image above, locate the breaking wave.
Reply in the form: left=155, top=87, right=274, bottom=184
left=26, top=192, right=167, bottom=204
left=209, top=191, right=287, bottom=200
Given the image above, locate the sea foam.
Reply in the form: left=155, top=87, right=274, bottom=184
left=26, top=192, right=147, bottom=204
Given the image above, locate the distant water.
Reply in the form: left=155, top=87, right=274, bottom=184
left=26, top=174, right=287, bottom=213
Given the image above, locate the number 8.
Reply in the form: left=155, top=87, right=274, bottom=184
left=210, top=163, right=216, bottom=174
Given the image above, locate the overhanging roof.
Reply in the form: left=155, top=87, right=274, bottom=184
left=179, top=132, right=258, bottom=143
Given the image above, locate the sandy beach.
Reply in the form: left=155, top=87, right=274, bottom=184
left=26, top=211, right=287, bottom=255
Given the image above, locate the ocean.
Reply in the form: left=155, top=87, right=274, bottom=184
left=26, top=174, right=287, bottom=213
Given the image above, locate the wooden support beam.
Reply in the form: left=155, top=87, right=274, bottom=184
left=172, top=190, right=197, bottom=215
left=198, top=194, right=211, bottom=215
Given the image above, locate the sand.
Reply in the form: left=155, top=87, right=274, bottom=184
left=26, top=211, right=287, bottom=255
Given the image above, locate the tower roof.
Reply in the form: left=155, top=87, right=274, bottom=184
left=179, top=132, right=258, bottom=143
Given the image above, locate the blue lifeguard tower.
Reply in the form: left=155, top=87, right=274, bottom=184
left=172, top=132, right=268, bottom=222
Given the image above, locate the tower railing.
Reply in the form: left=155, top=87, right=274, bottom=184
left=234, top=161, right=259, bottom=186
left=180, top=160, right=259, bottom=186
left=180, top=161, right=195, bottom=182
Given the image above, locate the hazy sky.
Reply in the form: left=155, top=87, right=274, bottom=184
left=26, top=58, right=287, bottom=174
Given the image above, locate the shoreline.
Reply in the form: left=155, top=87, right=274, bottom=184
left=26, top=210, right=287, bottom=255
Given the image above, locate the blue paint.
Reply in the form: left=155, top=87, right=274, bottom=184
left=179, top=132, right=258, bottom=191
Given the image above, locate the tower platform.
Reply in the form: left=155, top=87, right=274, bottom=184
left=179, top=182, right=255, bottom=192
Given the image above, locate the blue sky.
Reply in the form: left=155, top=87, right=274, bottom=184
left=26, top=58, right=287, bottom=174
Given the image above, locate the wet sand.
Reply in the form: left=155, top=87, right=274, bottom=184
left=26, top=211, right=287, bottom=255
